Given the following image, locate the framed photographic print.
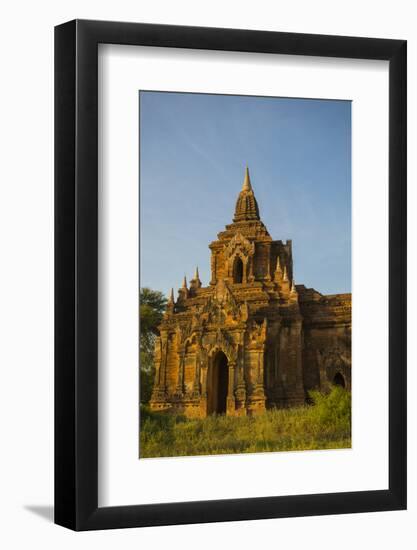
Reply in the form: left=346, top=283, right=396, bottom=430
left=55, top=20, right=406, bottom=530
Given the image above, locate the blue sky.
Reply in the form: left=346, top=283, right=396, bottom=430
left=140, top=91, right=351, bottom=298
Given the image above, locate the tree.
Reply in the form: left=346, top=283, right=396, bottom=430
left=140, top=287, right=167, bottom=404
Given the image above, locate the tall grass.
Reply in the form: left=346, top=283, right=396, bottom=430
left=139, top=387, right=351, bottom=458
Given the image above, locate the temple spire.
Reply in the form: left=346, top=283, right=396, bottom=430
left=168, top=287, right=175, bottom=304
left=166, top=288, right=175, bottom=312
left=274, top=256, right=282, bottom=281
left=178, top=276, right=189, bottom=302
left=233, top=166, right=260, bottom=222
left=290, top=279, right=298, bottom=302
left=242, top=165, right=252, bottom=191
left=190, top=266, right=202, bottom=290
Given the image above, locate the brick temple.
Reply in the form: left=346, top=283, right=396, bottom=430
left=150, top=168, right=351, bottom=417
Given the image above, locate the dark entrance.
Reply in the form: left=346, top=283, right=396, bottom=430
left=233, top=256, right=244, bottom=283
left=333, top=372, right=346, bottom=388
left=208, top=351, right=228, bottom=414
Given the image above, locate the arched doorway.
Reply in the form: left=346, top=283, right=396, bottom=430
left=207, top=351, right=228, bottom=414
left=233, top=256, right=244, bottom=283
left=333, top=372, right=346, bottom=388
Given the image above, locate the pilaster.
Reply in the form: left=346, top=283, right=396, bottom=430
left=226, top=361, right=236, bottom=414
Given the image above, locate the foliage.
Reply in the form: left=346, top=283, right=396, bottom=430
left=139, top=287, right=167, bottom=404
left=139, top=387, right=351, bottom=458
left=140, top=287, right=167, bottom=355
left=308, top=385, right=351, bottom=427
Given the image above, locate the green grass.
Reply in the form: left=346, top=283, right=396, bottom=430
left=139, top=387, right=351, bottom=458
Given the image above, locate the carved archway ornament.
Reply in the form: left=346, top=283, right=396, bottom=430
left=225, top=232, right=254, bottom=260
left=205, top=328, right=238, bottom=364
left=317, top=347, right=351, bottom=390
left=201, top=280, right=240, bottom=324
left=224, top=232, right=255, bottom=280
left=319, top=348, right=351, bottom=370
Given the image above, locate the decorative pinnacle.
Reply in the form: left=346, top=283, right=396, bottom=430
left=194, top=266, right=200, bottom=280
left=275, top=256, right=281, bottom=273
left=168, top=287, right=175, bottom=304
left=242, top=165, right=252, bottom=191
left=283, top=266, right=288, bottom=282
left=290, top=280, right=297, bottom=294
left=182, top=275, right=188, bottom=289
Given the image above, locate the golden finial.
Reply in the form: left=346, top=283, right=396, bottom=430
left=242, top=165, right=252, bottom=191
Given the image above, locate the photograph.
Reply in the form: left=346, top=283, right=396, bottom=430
left=139, top=91, right=352, bottom=459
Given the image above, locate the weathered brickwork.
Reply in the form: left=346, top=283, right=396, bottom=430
left=150, top=168, right=351, bottom=417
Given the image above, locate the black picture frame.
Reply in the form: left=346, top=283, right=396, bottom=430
left=55, top=19, right=407, bottom=531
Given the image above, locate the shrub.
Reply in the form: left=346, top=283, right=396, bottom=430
left=308, top=386, right=351, bottom=429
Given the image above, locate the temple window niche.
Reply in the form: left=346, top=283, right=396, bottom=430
left=233, top=256, right=244, bottom=283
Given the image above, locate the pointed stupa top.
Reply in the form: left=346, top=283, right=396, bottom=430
left=168, top=287, right=175, bottom=304
left=274, top=256, right=282, bottom=281
left=182, top=275, right=188, bottom=289
left=190, top=266, right=202, bottom=289
left=233, top=166, right=260, bottom=222
left=275, top=256, right=281, bottom=273
left=242, top=165, right=252, bottom=191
